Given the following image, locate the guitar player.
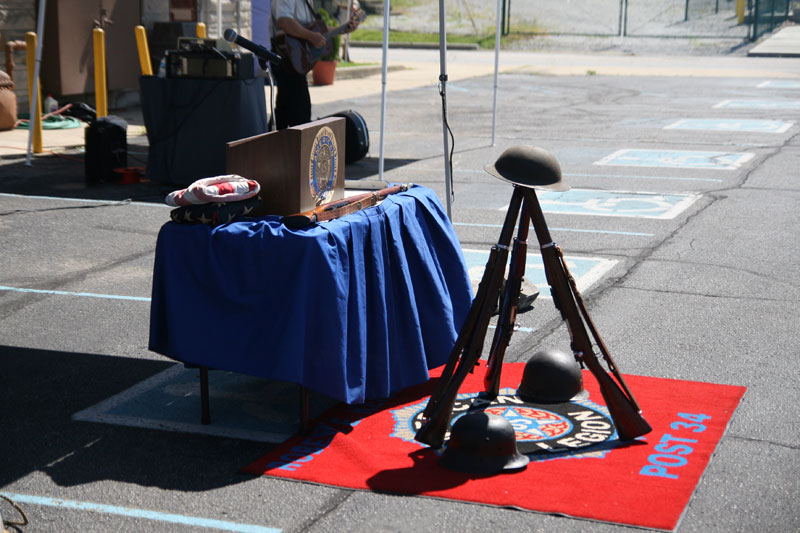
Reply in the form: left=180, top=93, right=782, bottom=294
left=270, top=0, right=361, bottom=129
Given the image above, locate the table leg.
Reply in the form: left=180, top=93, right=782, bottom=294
left=200, top=366, right=210, bottom=425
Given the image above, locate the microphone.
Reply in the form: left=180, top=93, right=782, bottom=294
left=223, top=28, right=282, bottom=65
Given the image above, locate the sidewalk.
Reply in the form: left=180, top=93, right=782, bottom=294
left=1, top=25, right=798, bottom=161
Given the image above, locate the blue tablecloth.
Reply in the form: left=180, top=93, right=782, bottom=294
left=149, top=185, right=473, bottom=404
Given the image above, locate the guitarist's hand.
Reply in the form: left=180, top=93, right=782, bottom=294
left=346, top=9, right=362, bottom=33
left=307, top=31, right=327, bottom=49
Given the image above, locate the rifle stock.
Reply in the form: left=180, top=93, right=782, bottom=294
left=281, top=184, right=410, bottom=229
left=529, top=189, right=651, bottom=441
left=415, top=188, right=524, bottom=448
left=484, top=200, right=531, bottom=397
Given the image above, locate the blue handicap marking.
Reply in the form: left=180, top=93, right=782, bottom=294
left=529, top=189, right=700, bottom=219
left=664, top=118, right=794, bottom=134
left=595, top=149, right=754, bottom=170
left=461, top=248, right=616, bottom=299
left=714, top=99, right=800, bottom=110
left=757, top=80, right=800, bottom=89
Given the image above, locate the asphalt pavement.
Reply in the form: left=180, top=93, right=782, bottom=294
left=1, top=21, right=799, bottom=533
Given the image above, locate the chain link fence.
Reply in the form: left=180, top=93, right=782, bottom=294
left=362, top=0, right=790, bottom=42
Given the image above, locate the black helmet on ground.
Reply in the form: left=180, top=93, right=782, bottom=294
left=438, top=412, right=529, bottom=475
left=517, top=349, right=589, bottom=403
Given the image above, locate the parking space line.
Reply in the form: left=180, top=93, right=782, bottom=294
left=756, top=80, right=800, bottom=89
left=0, top=192, right=170, bottom=208
left=453, top=222, right=654, bottom=237
left=0, top=493, right=281, bottom=533
left=595, top=149, right=754, bottom=170
left=564, top=172, right=723, bottom=183
left=714, top=99, right=800, bottom=110
left=499, top=189, right=700, bottom=220
left=664, top=118, right=795, bottom=134
left=462, top=248, right=616, bottom=298
left=0, top=285, right=150, bottom=302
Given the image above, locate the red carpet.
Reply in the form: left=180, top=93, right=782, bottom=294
left=244, top=362, right=745, bottom=531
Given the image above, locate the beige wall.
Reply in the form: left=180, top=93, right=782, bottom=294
left=0, top=0, right=252, bottom=113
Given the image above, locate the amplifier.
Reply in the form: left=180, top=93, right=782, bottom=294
left=166, top=50, right=254, bottom=80
left=176, top=37, right=232, bottom=53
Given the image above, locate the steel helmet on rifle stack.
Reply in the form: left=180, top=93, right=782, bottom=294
left=484, top=145, right=569, bottom=191
left=438, top=412, right=529, bottom=475
left=518, top=349, right=589, bottom=403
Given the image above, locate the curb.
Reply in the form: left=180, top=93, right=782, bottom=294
left=350, top=41, right=479, bottom=51
left=308, top=63, right=406, bottom=84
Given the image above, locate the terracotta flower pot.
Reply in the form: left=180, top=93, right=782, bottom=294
left=312, top=60, right=337, bottom=86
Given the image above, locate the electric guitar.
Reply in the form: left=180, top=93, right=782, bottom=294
left=273, top=9, right=366, bottom=75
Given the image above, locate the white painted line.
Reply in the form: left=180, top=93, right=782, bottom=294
left=461, top=248, right=617, bottom=298
left=453, top=221, right=654, bottom=237
left=664, top=118, right=795, bottom=134
left=499, top=189, right=701, bottom=220
left=0, top=492, right=281, bottom=532
left=714, top=99, right=800, bottom=110
left=595, top=149, right=754, bottom=170
left=0, top=285, right=151, bottom=302
left=0, top=192, right=171, bottom=208
left=756, top=80, right=800, bottom=89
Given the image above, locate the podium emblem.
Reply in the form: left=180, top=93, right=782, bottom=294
left=308, top=126, right=339, bottom=205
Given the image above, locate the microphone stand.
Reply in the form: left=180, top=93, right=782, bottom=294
left=258, top=58, right=278, bottom=131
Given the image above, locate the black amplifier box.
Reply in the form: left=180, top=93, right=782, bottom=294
left=166, top=51, right=255, bottom=80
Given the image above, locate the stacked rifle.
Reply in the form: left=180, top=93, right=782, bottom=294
left=415, top=146, right=652, bottom=450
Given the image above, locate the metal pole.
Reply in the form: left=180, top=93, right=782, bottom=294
left=491, top=0, right=502, bottom=146
left=344, top=0, right=354, bottom=60
left=217, top=0, right=223, bottom=37
left=378, top=0, right=390, bottom=181
left=25, top=0, right=46, bottom=166
left=438, top=0, right=452, bottom=219
left=685, top=0, right=690, bottom=21
left=623, top=0, right=629, bottom=37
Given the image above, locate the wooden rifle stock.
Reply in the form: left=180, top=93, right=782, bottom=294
left=483, top=199, right=531, bottom=397
left=527, top=189, right=651, bottom=441
left=415, top=188, right=524, bottom=448
left=281, top=183, right=410, bottom=229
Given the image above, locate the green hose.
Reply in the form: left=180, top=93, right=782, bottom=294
left=16, top=115, right=82, bottom=130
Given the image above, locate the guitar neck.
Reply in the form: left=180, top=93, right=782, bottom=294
left=324, top=22, right=354, bottom=39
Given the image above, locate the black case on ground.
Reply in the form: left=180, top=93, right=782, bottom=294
left=324, top=109, right=369, bottom=164
left=85, top=115, right=128, bottom=184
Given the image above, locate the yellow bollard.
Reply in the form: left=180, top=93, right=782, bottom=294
left=24, top=32, right=42, bottom=153
left=736, top=0, right=745, bottom=24
left=134, top=26, right=153, bottom=76
left=93, top=28, right=108, bottom=118
left=196, top=22, right=207, bottom=38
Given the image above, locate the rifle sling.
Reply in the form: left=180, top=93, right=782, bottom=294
left=553, top=244, right=642, bottom=411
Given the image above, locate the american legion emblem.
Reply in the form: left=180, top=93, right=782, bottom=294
left=308, top=126, right=339, bottom=206
left=390, top=388, right=617, bottom=461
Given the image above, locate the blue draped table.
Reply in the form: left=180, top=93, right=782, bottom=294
left=149, top=185, right=473, bottom=404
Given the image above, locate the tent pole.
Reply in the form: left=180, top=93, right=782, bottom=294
left=492, top=0, right=502, bottom=146
left=378, top=0, right=390, bottom=181
left=26, top=0, right=46, bottom=166
left=438, top=0, right=452, bottom=219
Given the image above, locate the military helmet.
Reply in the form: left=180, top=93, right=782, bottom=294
left=484, top=145, right=569, bottom=191
left=517, top=349, right=589, bottom=403
left=438, top=412, right=529, bottom=475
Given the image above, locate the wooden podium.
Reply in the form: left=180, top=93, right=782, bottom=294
left=226, top=117, right=346, bottom=216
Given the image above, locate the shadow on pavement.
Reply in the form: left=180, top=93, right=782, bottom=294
left=0, top=345, right=269, bottom=491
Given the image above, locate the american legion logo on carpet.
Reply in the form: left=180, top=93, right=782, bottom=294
left=244, top=361, right=746, bottom=531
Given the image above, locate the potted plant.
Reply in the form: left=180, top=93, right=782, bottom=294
left=312, top=8, right=341, bottom=86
